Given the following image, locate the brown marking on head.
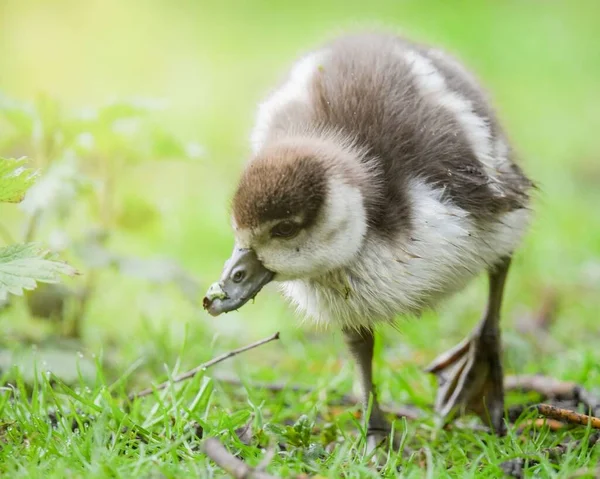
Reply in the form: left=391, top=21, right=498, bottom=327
left=232, top=143, right=329, bottom=230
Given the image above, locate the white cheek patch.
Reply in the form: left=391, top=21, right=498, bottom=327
left=398, top=48, right=510, bottom=189
left=281, top=179, right=531, bottom=330
left=250, top=50, right=328, bottom=155
left=256, top=177, right=367, bottom=279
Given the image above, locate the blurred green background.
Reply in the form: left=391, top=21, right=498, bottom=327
left=1, top=0, right=599, bottom=394
left=1, top=1, right=600, bottom=476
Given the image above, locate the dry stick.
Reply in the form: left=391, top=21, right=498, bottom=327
left=505, top=374, right=600, bottom=420
left=128, top=332, right=280, bottom=401
left=536, top=404, right=600, bottom=429
left=202, top=437, right=279, bottom=479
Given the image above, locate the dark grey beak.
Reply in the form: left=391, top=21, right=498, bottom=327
left=203, top=247, right=274, bottom=316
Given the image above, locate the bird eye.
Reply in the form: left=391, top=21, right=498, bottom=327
left=271, top=220, right=299, bottom=239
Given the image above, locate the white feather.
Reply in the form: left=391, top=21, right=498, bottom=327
left=427, top=48, right=483, bottom=93
left=398, top=48, right=510, bottom=186
left=280, top=179, right=531, bottom=329
left=250, top=51, right=328, bottom=154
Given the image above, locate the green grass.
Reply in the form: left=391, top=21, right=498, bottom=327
left=1, top=0, right=600, bottom=477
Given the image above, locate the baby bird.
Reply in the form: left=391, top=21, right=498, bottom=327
left=204, top=31, right=533, bottom=449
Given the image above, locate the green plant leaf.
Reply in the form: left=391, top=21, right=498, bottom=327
left=0, top=157, right=38, bottom=203
left=0, top=243, right=78, bottom=301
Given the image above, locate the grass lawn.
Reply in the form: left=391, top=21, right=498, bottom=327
left=1, top=0, right=599, bottom=477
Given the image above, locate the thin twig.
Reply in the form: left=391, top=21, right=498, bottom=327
left=505, top=374, right=600, bottom=420
left=202, top=437, right=279, bottom=479
left=536, top=404, right=600, bottom=429
left=128, top=332, right=280, bottom=400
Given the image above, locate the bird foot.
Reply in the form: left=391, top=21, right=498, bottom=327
left=425, top=328, right=506, bottom=435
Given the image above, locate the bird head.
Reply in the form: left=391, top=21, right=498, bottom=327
left=203, top=136, right=370, bottom=316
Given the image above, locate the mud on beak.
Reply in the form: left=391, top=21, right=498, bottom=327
left=203, top=247, right=274, bottom=316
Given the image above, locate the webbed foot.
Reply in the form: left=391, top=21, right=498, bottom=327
left=425, top=327, right=505, bottom=435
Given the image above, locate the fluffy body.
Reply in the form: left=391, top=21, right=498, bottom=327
left=232, top=31, right=533, bottom=329
left=282, top=181, right=530, bottom=329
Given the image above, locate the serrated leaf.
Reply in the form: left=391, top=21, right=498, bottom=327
left=0, top=243, right=78, bottom=301
left=0, top=157, right=38, bottom=203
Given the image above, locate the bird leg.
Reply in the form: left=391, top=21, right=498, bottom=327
left=425, top=257, right=511, bottom=434
left=343, top=327, right=393, bottom=453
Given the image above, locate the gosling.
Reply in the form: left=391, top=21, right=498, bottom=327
left=204, top=31, right=533, bottom=450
